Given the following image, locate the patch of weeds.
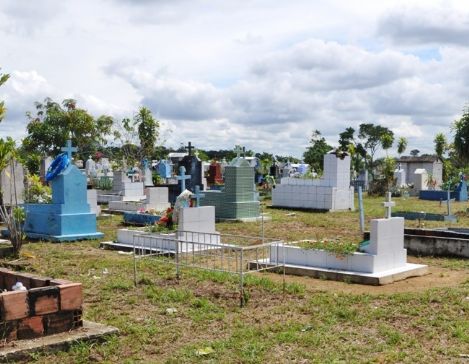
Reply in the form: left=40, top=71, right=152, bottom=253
left=295, top=239, right=358, bottom=256
left=378, top=325, right=403, bottom=346
left=104, top=278, right=133, bottom=291
left=189, top=297, right=225, bottom=322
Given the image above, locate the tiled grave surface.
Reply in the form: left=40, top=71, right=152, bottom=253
left=272, top=153, right=354, bottom=211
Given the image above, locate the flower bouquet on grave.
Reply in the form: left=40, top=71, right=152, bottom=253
left=155, top=207, right=175, bottom=232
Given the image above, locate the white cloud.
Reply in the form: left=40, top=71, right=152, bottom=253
left=1, top=0, right=468, bottom=157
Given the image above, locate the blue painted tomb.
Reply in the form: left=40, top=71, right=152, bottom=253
left=23, top=140, right=104, bottom=241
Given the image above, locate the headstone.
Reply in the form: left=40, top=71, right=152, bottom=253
left=40, top=156, right=53, bottom=183
left=100, top=158, right=112, bottom=176
left=414, top=169, right=428, bottom=192
left=0, top=160, right=25, bottom=205
left=178, top=142, right=203, bottom=192
left=85, top=156, right=97, bottom=178
left=207, top=162, right=223, bottom=185
left=282, top=162, right=292, bottom=178
left=143, top=159, right=154, bottom=187
left=200, top=152, right=260, bottom=220
left=272, top=152, right=354, bottom=211
left=157, top=160, right=172, bottom=179
left=383, top=192, right=395, bottom=219
left=270, top=163, right=280, bottom=179
left=23, top=139, right=103, bottom=241
left=176, top=166, right=191, bottom=192
left=455, top=176, right=468, bottom=202
left=394, top=168, right=406, bottom=187
left=87, top=189, right=101, bottom=216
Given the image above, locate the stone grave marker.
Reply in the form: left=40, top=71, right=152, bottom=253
left=0, top=159, right=25, bottom=205
left=178, top=142, right=203, bottom=192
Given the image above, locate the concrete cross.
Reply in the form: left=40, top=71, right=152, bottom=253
left=383, top=191, right=395, bottom=219
left=176, top=166, right=191, bottom=191
left=193, top=185, right=205, bottom=207
left=234, top=145, right=243, bottom=159
left=61, top=139, right=78, bottom=159
left=185, top=142, right=194, bottom=156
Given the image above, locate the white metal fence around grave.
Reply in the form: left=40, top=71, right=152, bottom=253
left=132, top=230, right=286, bottom=306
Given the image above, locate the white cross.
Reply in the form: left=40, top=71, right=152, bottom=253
left=383, top=191, right=395, bottom=219
left=234, top=145, right=243, bottom=159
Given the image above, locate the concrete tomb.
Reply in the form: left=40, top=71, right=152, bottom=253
left=272, top=152, right=354, bottom=211
left=23, top=140, right=103, bottom=241
left=263, top=194, right=428, bottom=285
left=97, top=170, right=146, bottom=204
left=108, top=187, right=170, bottom=212
left=199, top=148, right=260, bottom=221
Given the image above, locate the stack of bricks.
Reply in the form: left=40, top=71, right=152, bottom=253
left=0, top=268, right=83, bottom=341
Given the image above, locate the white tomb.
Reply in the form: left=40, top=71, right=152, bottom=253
left=115, top=206, right=221, bottom=252
left=87, top=189, right=101, bottom=216
left=414, top=168, right=428, bottom=192
left=394, top=168, right=406, bottom=187
left=97, top=170, right=146, bottom=203
left=272, top=153, right=354, bottom=211
left=108, top=187, right=171, bottom=212
left=263, top=195, right=428, bottom=285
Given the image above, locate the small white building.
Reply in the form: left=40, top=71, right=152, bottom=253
left=397, top=156, right=443, bottom=189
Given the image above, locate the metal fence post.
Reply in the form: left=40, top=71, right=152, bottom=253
left=240, top=249, right=244, bottom=307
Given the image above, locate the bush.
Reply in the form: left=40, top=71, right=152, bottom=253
left=24, top=174, right=52, bottom=203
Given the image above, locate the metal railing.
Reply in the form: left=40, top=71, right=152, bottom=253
left=132, top=230, right=285, bottom=306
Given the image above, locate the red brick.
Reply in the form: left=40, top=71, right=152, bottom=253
left=0, top=291, right=29, bottom=320
left=43, top=311, right=74, bottom=335
left=30, top=277, right=51, bottom=288
left=17, top=316, right=44, bottom=339
left=50, top=278, right=72, bottom=286
left=59, top=283, right=83, bottom=311
left=28, top=287, right=59, bottom=315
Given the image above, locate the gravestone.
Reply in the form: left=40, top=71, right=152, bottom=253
left=40, top=156, right=53, bottom=183
left=97, top=170, right=146, bottom=203
left=414, top=169, right=428, bottom=193
left=272, top=152, right=354, bottom=211
left=270, top=162, right=280, bottom=180
left=282, top=162, right=293, bottom=177
left=177, top=142, right=203, bottom=192
left=157, top=160, right=172, bottom=179
left=455, top=177, right=468, bottom=202
left=87, top=189, right=101, bottom=216
left=23, top=139, right=103, bottom=241
left=0, top=160, right=25, bottom=205
left=85, top=156, right=97, bottom=178
left=207, top=161, right=223, bottom=186
left=200, top=149, right=260, bottom=220
left=394, top=168, right=406, bottom=187
left=143, top=159, right=154, bottom=187
left=108, top=187, right=170, bottom=212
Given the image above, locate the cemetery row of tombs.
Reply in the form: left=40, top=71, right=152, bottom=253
left=0, top=139, right=468, bottom=349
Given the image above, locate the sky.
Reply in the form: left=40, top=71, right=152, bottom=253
left=1, top=0, right=469, bottom=158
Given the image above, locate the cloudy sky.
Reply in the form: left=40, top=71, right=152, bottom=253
left=1, top=0, right=469, bottom=158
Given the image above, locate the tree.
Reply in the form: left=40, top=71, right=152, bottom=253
left=452, top=107, right=469, bottom=164
left=0, top=69, right=9, bottom=122
left=434, top=133, right=447, bottom=161
left=410, top=149, right=420, bottom=156
left=21, top=98, right=114, bottom=173
left=303, top=130, right=333, bottom=173
left=358, top=123, right=393, bottom=178
left=380, top=132, right=394, bottom=157
left=113, top=106, right=160, bottom=166
left=338, top=127, right=355, bottom=152
left=397, top=137, right=408, bottom=157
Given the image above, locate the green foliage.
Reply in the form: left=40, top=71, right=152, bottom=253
left=24, top=174, right=52, bottom=203
left=382, top=156, right=396, bottom=190
left=303, top=130, right=333, bottom=173
left=0, top=68, right=9, bottom=122
left=20, top=98, right=114, bottom=174
left=434, top=132, right=447, bottom=160
left=358, top=123, right=393, bottom=177
left=453, top=106, right=469, bottom=164
left=338, top=127, right=355, bottom=152
left=380, top=132, right=394, bottom=154
left=397, top=136, right=408, bottom=155
left=295, top=239, right=358, bottom=256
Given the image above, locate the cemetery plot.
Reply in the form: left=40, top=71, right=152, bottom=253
left=131, top=231, right=285, bottom=306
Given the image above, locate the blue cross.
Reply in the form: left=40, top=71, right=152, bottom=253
left=61, top=139, right=78, bottom=159
left=176, top=166, right=191, bottom=191
left=193, top=185, right=205, bottom=207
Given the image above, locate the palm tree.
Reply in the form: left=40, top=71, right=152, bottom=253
left=434, top=133, right=447, bottom=161
left=397, top=137, right=408, bottom=157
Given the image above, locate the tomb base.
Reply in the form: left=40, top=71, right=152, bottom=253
left=251, top=260, right=428, bottom=285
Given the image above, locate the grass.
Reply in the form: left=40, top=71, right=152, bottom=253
left=1, top=195, right=469, bottom=363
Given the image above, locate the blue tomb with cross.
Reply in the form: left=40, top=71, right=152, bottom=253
left=23, top=139, right=104, bottom=241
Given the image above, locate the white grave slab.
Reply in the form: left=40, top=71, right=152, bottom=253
left=108, top=187, right=170, bottom=212
left=260, top=215, right=427, bottom=285
left=114, top=206, right=221, bottom=252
